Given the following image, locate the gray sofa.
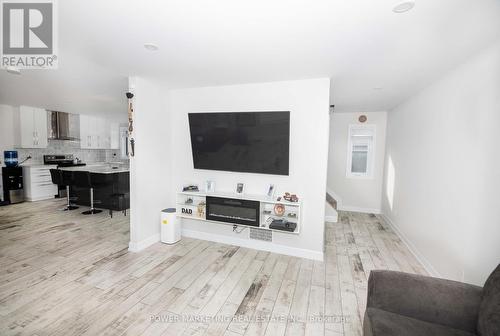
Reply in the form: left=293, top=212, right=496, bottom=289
left=363, top=264, right=500, bottom=336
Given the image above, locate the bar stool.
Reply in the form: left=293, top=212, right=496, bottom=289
left=73, top=171, right=102, bottom=215
left=49, top=168, right=63, bottom=199
left=109, top=172, right=129, bottom=218
left=60, top=170, right=79, bottom=210
left=49, top=168, right=63, bottom=204
left=50, top=169, right=79, bottom=211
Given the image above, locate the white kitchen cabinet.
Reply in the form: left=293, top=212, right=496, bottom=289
left=109, top=122, right=120, bottom=149
left=80, top=115, right=92, bottom=149
left=34, top=109, right=48, bottom=148
left=18, top=107, right=34, bottom=147
left=14, top=106, right=48, bottom=148
left=90, top=116, right=99, bottom=149
left=80, top=115, right=110, bottom=149
left=95, top=118, right=107, bottom=149
left=23, top=165, right=58, bottom=201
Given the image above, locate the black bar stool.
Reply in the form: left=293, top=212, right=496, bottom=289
left=60, top=170, right=79, bottom=210
left=49, top=168, right=63, bottom=199
left=109, top=171, right=129, bottom=218
left=50, top=169, right=78, bottom=211
left=73, top=171, right=102, bottom=215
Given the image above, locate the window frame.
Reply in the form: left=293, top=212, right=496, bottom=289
left=346, top=124, right=376, bottom=179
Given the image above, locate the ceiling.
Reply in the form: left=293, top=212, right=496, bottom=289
left=1, top=0, right=499, bottom=115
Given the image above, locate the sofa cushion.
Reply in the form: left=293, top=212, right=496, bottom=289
left=478, top=264, right=500, bottom=336
left=364, top=308, right=477, bottom=336
left=367, top=270, right=482, bottom=332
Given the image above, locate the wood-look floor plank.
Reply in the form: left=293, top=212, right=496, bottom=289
left=0, top=200, right=426, bottom=336
left=284, top=258, right=313, bottom=336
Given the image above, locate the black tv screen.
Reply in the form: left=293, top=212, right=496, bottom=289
left=188, top=111, right=290, bottom=175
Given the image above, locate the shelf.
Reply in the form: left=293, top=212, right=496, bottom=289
left=178, top=214, right=299, bottom=234
left=260, top=200, right=300, bottom=207
left=177, top=214, right=206, bottom=220
left=176, top=190, right=301, bottom=235
left=177, top=202, right=206, bottom=207
left=262, top=214, right=298, bottom=221
left=178, top=190, right=301, bottom=205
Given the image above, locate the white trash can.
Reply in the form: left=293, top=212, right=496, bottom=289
left=161, top=208, right=180, bottom=244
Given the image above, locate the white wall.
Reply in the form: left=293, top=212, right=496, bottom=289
left=382, top=40, right=500, bottom=286
left=165, top=78, right=331, bottom=260
left=128, top=77, right=174, bottom=251
left=327, top=111, right=387, bottom=213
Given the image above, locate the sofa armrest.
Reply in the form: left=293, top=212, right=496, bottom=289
left=367, top=270, right=482, bottom=333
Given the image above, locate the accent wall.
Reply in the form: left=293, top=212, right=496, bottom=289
left=128, top=78, right=331, bottom=260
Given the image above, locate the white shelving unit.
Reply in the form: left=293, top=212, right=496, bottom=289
left=176, top=191, right=301, bottom=234
left=176, top=192, right=207, bottom=220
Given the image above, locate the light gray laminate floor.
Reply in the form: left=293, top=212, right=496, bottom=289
left=0, top=199, right=426, bottom=336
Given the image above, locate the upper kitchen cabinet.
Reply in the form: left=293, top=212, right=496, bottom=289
left=14, top=106, right=48, bottom=148
left=95, top=118, right=108, bottom=149
left=109, top=122, right=120, bottom=149
left=80, top=114, right=96, bottom=149
left=80, top=115, right=119, bottom=149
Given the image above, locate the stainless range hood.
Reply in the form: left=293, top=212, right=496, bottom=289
left=47, top=111, right=80, bottom=141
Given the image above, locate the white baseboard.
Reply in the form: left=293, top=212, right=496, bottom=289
left=380, top=213, right=440, bottom=278
left=182, top=229, right=324, bottom=261
left=26, top=195, right=56, bottom=202
left=128, top=233, right=160, bottom=252
left=325, top=215, right=338, bottom=223
left=337, top=205, right=381, bottom=214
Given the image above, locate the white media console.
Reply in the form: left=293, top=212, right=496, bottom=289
left=176, top=191, right=301, bottom=234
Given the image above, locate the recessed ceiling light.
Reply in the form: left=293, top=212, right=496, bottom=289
left=393, top=1, right=415, bottom=13
left=143, top=43, right=159, bottom=51
left=6, top=66, right=21, bottom=75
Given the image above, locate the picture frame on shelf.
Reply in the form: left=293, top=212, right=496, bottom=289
left=182, top=184, right=199, bottom=192
left=206, top=180, right=216, bottom=193
left=266, top=184, right=275, bottom=198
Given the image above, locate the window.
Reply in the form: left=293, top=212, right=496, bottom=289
left=347, top=125, right=375, bottom=178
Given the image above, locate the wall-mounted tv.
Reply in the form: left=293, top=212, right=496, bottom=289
left=188, top=111, right=290, bottom=175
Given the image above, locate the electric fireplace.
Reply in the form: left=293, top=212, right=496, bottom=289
left=206, top=196, right=260, bottom=227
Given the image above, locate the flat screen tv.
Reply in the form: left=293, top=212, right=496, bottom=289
left=188, top=111, right=290, bottom=175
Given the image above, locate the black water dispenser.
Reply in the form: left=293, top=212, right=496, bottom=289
left=2, top=167, right=24, bottom=204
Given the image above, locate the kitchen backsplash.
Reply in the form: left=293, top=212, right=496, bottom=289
left=16, top=140, right=127, bottom=164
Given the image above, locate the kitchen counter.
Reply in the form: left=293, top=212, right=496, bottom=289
left=59, top=164, right=129, bottom=174
left=20, top=163, right=58, bottom=168
left=60, top=164, right=130, bottom=214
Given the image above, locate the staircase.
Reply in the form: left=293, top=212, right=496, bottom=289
left=325, top=192, right=338, bottom=223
